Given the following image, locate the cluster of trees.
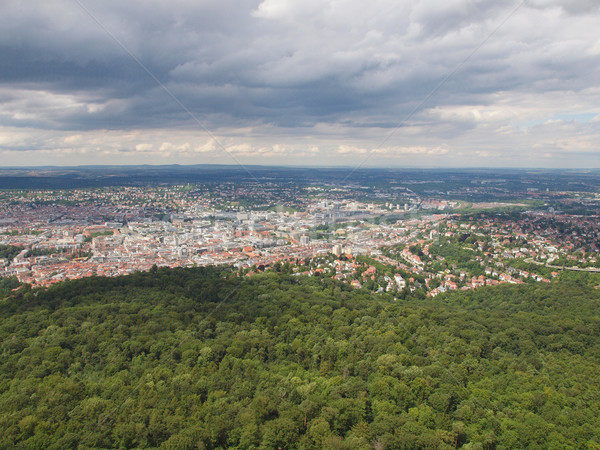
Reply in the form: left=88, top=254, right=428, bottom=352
left=427, top=238, right=488, bottom=278
left=0, top=276, right=20, bottom=298
left=0, top=244, right=22, bottom=262
left=23, top=247, right=93, bottom=261
left=1, top=267, right=600, bottom=448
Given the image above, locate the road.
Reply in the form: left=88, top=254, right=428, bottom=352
left=524, top=257, right=600, bottom=273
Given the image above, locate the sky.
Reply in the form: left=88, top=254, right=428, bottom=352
left=1, top=0, right=600, bottom=168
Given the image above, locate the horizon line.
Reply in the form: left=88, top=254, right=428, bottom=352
left=0, top=163, right=598, bottom=172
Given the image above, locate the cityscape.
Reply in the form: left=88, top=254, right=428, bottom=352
left=2, top=169, right=599, bottom=295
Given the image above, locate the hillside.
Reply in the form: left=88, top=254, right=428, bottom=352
left=1, top=267, right=600, bottom=449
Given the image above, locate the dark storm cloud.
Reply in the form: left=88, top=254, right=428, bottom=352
left=0, top=0, right=524, bottom=130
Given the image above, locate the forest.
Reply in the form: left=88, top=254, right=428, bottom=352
left=1, top=266, right=600, bottom=449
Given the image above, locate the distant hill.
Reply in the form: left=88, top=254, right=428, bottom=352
left=1, top=165, right=600, bottom=192
left=1, top=267, right=599, bottom=448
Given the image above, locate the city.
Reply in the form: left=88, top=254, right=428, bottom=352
left=2, top=173, right=599, bottom=296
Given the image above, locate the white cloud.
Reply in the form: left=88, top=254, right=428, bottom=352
left=135, top=143, right=153, bottom=152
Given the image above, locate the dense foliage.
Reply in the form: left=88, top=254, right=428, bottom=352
left=1, top=267, right=600, bottom=449
left=0, top=244, right=22, bottom=262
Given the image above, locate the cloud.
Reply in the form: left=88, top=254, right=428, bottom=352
left=0, top=0, right=599, bottom=167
